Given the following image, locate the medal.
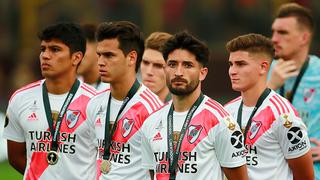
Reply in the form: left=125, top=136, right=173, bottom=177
left=47, top=150, right=59, bottom=165
left=100, top=159, right=111, bottom=174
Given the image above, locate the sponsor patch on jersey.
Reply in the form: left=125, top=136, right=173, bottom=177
left=223, top=116, right=236, bottom=130
left=66, top=110, right=80, bottom=128
left=249, top=121, right=262, bottom=140
left=153, top=132, right=163, bottom=141
left=187, top=125, right=203, bottom=144
left=27, top=112, right=38, bottom=121
left=4, top=115, right=9, bottom=128
left=287, top=127, right=303, bottom=144
left=303, top=88, right=315, bottom=103
left=121, top=118, right=134, bottom=138
left=231, top=130, right=243, bottom=149
left=95, top=118, right=102, bottom=126
left=282, top=114, right=292, bottom=128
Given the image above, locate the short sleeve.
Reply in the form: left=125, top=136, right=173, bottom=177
left=214, top=119, right=246, bottom=168
left=140, top=120, right=155, bottom=170
left=275, top=114, right=310, bottom=159
left=3, top=101, right=25, bottom=142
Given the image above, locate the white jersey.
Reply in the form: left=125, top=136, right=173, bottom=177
left=224, top=90, right=311, bottom=180
left=86, top=85, right=163, bottom=180
left=3, top=80, right=97, bottom=180
left=141, top=95, right=246, bottom=180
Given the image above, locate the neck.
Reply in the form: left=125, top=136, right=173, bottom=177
left=45, top=75, right=77, bottom=94
left=241, top=81, right=267, bottom=107
left=110, top=73, right=136, bottom=101
left=172, top=86, right=201, bottom=112
left=285, top=48, right=309, bottom=70
left=82, top=68, right=100, bottom=85
left=157, top=87, right=170, bottom=103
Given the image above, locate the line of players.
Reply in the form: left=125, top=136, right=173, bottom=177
left=3, top=2, right=319, bottom=180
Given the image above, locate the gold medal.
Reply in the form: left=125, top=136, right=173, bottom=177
left=100, top=159, right=111, bottom=174
left=47, top=151, right=58, bottom=165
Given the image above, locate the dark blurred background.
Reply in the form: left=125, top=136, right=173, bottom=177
left=1, top=0, right=320, bottom=112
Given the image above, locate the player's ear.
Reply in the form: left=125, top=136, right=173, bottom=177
left=260, top=60, right=269, bottom=75
left=199, top=66, right=208, bottom=81
left=126, top=50, right=137, bottom=68
left=72, top=51, right=83, bottom=66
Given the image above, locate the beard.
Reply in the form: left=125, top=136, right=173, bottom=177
left=167, top=76, right=199, bottom=96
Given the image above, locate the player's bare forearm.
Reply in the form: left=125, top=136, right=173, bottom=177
left=223, top=165, right=248, bottom=180
left=7, top=140, right=27, bottom=174
left=288, top=150, right=314, bottom=180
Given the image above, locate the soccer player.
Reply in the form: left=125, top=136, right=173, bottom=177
left=140, top=32, right=172, bottom=103
left=86, top=21, right=163, bottom=180
left=268, top=3, right=320, bottom=178
left=141, top=31, right=248, bottom=180
left=225, top=33, right=314, bottom=179
left=3, top=22, right=97, bottom=179
left=78, top=23, right=110, bottom=92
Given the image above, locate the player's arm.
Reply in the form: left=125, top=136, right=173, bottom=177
left=7, top=140, right=26, bottom=174
left=223, top=165, right=248, bottom=180
left=287, top=150, right=314, bottom=180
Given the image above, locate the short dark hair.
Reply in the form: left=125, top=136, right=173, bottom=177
left=145, top=32, right=172, bottom=52
left=276, top=3, right=314, bottom=34
left=96, top=21, right=144, bottom=72
left=162, top=31, right=209, bottom=67
left=226, top=33, right=274, bottom=60
left=81, top=23, right=97, bottom=42
left=38, top=22, right=86, bottom=55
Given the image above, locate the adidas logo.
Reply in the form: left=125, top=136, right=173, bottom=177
left=28, top=112, right=38, bottom=121
left=153, top=132, right=162, bottom=141
left=95, top=118, right=102, bottom=126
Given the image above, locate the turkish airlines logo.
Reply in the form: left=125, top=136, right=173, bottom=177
left=249, top=121, right=262, bottom=140
left=66, top=110, right=80, bottom=128
left=287, top=127, right=303, bottom=144
left=187, top=125, right=202, bottom=144
left=121, top=118, right=134, bottom=138
left=231, top=131, right=243, bottom=149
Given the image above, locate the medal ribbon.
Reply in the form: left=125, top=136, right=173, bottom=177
left=167, top=93, right=204, bottom=180
left=102, top=79, right=140, bottom=160
left=42, top=79, right=80, bottom=152
left=237, top=88, right=271, bottom=144
left=280, top=57, right=309, bottom=102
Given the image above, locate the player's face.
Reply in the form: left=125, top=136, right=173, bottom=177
left=77, top=41, right=98, bottom=75
left=228, top=51, right=264, bottom=92
left=96, top=38, right=131, bottom=83
left=141, top=49, right=167, bottom=94
left=271, top=17, right=305, bottom=60
left=165, top=49, right=207, bottom=96
left=40, top=39, right=79, bottom=79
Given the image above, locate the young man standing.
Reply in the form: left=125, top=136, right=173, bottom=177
left=78, top=23, right=109, bottom=92
left=225, top=33, right=314, bottom=179
left=140, top=32, right=172, bottom=102
left=268, top=3, right=320, bottom=178
left=141, top=31, right=248, bottom=180
left=86, top=21, right=163, bottom=180
left=3, top=22, right=97, bottom=179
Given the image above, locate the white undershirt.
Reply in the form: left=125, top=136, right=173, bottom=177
left=110, top=97, right=123, bottom=123
left=48, top=93, right=68, bottom=113
left=173, top=111, right=188, bottom=131
left=241, top=105, right=255, bottom=130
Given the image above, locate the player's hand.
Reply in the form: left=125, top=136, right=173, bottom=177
left=310, top=138, right=320, bottom=162
left=267, top=59, right=299, bottom=90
